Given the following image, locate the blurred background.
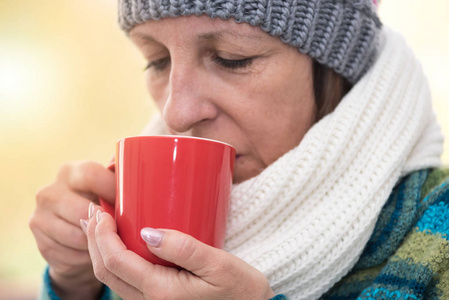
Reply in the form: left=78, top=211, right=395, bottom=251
left=1, top=0, right=448, bottom=299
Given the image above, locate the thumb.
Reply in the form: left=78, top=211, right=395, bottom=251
left=140, top=228, right=222, bottom=276
left=69, top=161, right=116, bottom=204
left=100, top=162, right=116, bottom=204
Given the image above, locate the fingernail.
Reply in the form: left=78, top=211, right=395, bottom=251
left=80, top=219, right=88, bottom=234
left=88, top=202, right=94, bottom=220
left=96, top=210, right=102, bottom=223
left=140, top=228, right=164, bottom=247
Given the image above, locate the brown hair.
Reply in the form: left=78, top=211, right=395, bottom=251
left=313, top=60, right=352, bottom=121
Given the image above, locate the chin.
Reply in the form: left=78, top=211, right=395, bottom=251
left=232, top=160, right=264, bottom=184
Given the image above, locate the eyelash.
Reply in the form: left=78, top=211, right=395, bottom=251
left=144, top=57, right=170, bottom=71
left=144, top=56, right=254, bottom=72
left=212, top=56, right=254, bottom=70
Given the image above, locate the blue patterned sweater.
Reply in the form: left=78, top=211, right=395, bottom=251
left=41, top=168, right=449, bottom=300
left=322, top=168, right=449, bottom=300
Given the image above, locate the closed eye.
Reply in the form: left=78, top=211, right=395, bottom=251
left=212, top=56, right=254, bottom=70
left=144, top=57, right=170, bottom=71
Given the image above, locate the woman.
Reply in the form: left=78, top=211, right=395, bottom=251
left=30, top=1, right=449, bottom=299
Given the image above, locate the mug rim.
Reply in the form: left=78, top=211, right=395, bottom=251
left=118, top=135, right=235, bottom=150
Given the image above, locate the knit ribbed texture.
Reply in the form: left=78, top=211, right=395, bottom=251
left=38, top=26, right=445, bottom=300
left=323, top=168, right=449, bottom=299
left=222, top=27, right=444, bottom=300
left=117, top=0, right=382, bottom=83
left=39, top=170, right=449, bottom=300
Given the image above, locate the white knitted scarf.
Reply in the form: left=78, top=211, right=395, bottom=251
left=142, top=28, right=444, bottom=299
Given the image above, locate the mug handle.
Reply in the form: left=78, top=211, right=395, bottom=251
left=99, top=162, right=115, bottom=217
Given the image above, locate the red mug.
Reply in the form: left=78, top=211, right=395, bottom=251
left=100, top=135, right=235, bottom=267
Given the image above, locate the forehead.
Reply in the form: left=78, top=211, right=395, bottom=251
left=129, top=15, right=274, bottom=46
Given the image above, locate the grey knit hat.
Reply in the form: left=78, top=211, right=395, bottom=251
left=118, top=0, right=382, bottom=83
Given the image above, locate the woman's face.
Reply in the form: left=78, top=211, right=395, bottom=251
left=130, top=16, right=316, bottom=183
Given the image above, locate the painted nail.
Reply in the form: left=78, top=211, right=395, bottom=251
left=88, top=202, right=94, bottom=220
left=96, top=210, right=102, bottom=223
left=140, top=228, right=164, bottom=247
left=80, top=219, right=88, bottom=234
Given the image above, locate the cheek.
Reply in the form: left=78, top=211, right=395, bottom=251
left=237, top=69, right=314, bottom=127
left=145, top=71, right=169, bottom=110
left=239, top=62, right=315, bottom=161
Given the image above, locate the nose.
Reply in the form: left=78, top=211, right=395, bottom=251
left=162, top=61, right=218, bottom=134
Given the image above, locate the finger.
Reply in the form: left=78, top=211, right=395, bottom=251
left=92, top=211, right=157, bottom=288
left=86, top=210, right=144, bottom=300
left=68, top=161, right=115, bottom=204
left=94, top=213, right=211, bottom=299
left=36, top=183, right=92, bottom=226
left=56, top=189, right=93, bottom=225
left=37, top=212, right=88, bottom=250
left=30, top=204, right=89, bottom=250
left=142, top=229, right=274, bottom=298
left=35, top=189, right=90, bottom=248
left=31, top=228, right=92, bottom=275
left=142, top=228, right=226, bottom=278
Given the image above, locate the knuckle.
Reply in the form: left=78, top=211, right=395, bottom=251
left=28, top=213, right=46, bottom=236
left=56, top=162, right=78, bottom=183
left=35, top=185, right=52, bottom=206
left=38, top=242, right=52, bottom=259
left=36, top=162, right=77, bottom=207
left=57, top=162, right=73, bottom=177
left=37, top=241, right=56, bottom=261
left=92, top=260, right=107, bottom=282
left=28, top=213, right=38, bottom=230
left=176, top=235, right=198, bottom=262
left=77, top=161, right=101, bottom=183
left=35, top=183, right=63, bottom=209
left=69, top=161, right=105, bottom=194
left=102, top=251, right=121, bottom=272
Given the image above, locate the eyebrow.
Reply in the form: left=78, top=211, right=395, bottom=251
left=132, top=33, right=157, bottom=42
left=198, top=30, right=263, bottom=42
left=132, top=29, right=262, bottom=43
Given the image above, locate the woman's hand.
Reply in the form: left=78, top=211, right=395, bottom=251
left=29, top=161, right=115, bottom=300
left=85, top=207, right=275, bottom=300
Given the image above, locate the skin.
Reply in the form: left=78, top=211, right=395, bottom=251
left=132, top=16, right=316, bottom=183
left=29, top=161, right=115, bottom=300
left=29, top=16, right=316, bottom=299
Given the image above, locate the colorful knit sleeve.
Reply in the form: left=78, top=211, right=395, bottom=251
left=322, top=168, right=449, bottom=300
left=39, top=266, right=119, bottom=300
left=356, top=174, right=449, bottom=299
